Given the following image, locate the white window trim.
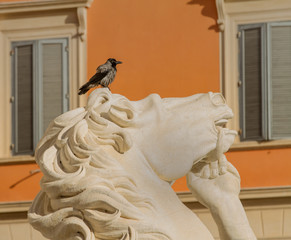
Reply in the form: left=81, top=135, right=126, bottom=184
left=217, top=0, right=291, bottom=150
left=0, top=0, right=93, bottom=162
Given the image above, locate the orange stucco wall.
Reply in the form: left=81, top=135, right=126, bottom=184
left=2, top=146, right=291, bottom=201
left=0, top=164, right=42, bottom=202
left=173, top=148, right=291, bottom=192
left=87, top=0, right=220, bottom=99
left=86, top=0, right=291, bottom=192
left=0, top=0, right=290, bottom=202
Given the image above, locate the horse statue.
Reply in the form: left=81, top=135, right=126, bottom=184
left=28, top=88, right=256, bottom=240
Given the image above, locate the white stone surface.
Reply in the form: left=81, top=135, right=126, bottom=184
left=28, top=88, right=256, bottom=240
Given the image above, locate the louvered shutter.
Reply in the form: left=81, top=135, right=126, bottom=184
left=239, top=25, right=265, bottom=141
left=12, top=44, right=34, bottom=154
left=269, top=24, right=291, bottom=139
left=40, top=40, right=68, bottom=137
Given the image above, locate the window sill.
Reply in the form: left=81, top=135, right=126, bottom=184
left=178, top=185, right=291, bottom=203
left=0, top=155, right=35, bottom=165
left=230, top=139, right=291, bottom=151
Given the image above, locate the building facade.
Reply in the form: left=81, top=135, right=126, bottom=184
left=0, top=0, right=290, bottom=239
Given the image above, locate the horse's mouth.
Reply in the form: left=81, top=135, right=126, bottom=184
left=214, top=117, right=237, bottom=136
left=191, top=113, right=237, bottom=168
left=214, top=118, right=228, bottom=128
left=214, top=116, right=238, bottom=156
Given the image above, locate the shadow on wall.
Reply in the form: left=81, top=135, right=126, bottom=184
left=187, top=0, right=219, bottom=32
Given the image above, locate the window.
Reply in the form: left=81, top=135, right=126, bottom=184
left=217, top=0, right=291, bottom=149
left=0, top=0, right=89, bottom=162
left=11, top=39, right=69, bottom=155
left=238, top=22, right=291, bottom=142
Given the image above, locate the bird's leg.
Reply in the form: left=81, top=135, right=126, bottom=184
left=107, top=86, right=111, bottom=91
left=100, top=84, right=111, bottom=91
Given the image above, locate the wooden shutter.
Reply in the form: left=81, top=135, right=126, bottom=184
left=41, top=42, right=63, bottom=135
left=269, top=24, right=291, bottom=139
left=239, top=25, right=265, bottom=141
left=12, top=44, right=34, bottom=154
left=38, top=39, right=69, bottom=138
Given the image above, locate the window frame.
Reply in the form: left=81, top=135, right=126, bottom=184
left=217, top=0, right=291, bottom=150
left=0, top=0, right=91, bottom=162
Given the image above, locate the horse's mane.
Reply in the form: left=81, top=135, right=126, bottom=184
left=28, top=88, right=170, bottom=240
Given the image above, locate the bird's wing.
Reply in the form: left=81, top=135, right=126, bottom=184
left=88, top=69, right=109, bottom=84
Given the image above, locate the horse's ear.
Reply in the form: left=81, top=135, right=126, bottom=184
left=108, top=103, right=135, bottom=128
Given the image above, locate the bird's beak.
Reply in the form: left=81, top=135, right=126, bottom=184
left=116, top=61, right=122, bottom=64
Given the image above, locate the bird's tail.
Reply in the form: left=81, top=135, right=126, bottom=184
left=78, top=82, right=90, bottom=95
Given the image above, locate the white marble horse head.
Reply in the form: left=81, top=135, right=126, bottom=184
left=28, top=88, right=236, bottom=240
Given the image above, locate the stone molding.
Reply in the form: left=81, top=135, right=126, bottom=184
left=0, top=0, right=92, bottom=43
left=1, top=186, right=290, bottom=214
left=215, top=0, right=225, bottom=32
left=0, top=156, right=35, bottom=165
left=0, top=0, right=93, bottom=14
left=0, top=201, right=32, bottom=214
left=178, top=186, right=291, bottom=203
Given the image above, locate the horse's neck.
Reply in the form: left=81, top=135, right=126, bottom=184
left=123, top=148, right=174, bottom=197
left=122, top=148, right=215, bottom=240
left=122, top=148, right=191, bottom=218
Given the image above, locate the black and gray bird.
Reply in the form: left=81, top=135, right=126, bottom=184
left=78, top=58, right=122, bottom=95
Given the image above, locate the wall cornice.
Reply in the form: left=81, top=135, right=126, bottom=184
left=215, top=0, right=226, bottom=32
left=0, top=0, right=93, bottom=14
left=0, top=156, right=35, bottom=165
left=1, top=187, right=290, bottom=214
left=178, top=186, right=291, bottom=203
left=0, top=201, right=32, bottom=213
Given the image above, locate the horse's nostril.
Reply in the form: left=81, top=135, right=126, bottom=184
left=211, top=93, right=226, bottom=105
